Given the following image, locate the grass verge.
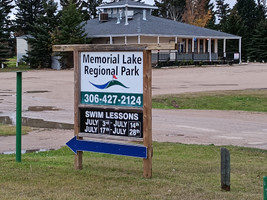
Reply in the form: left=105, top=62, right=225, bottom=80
left=152, top=89, right=267, bottom=112
left=0, top=57, right=30, bottom=72
left=0, top=144, right=266, bottom=200
left=0, top=124, right=32, bottom=136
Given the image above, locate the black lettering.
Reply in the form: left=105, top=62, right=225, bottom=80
left=83, top=54, right=90, bottom=63
left=84, top=66, right=89, bottom=74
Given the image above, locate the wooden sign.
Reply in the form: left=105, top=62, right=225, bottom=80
left=52, top=44, right=175, bottom=178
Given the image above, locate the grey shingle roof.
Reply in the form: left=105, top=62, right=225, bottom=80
left=83, top=13, right=240, bottom=39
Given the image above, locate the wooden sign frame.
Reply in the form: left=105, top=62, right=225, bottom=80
left=53, top=44, right=177, bottom=178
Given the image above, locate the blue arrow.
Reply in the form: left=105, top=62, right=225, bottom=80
left=66, top=136, right=147, bottom=158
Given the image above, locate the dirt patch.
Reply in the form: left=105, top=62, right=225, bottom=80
left=24, top=90, right=50, bottom=94
left=28, top=106, right=61, bottom=112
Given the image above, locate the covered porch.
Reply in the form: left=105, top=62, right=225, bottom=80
left=91, top=35, right=242, bottom=64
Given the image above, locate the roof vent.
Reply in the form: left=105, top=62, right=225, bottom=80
left=99, top=13, right=108, bottom=22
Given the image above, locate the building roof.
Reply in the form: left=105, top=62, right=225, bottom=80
left=83, top=13, right=241, bottom=39
left=96, top=0, right=157, bottom=10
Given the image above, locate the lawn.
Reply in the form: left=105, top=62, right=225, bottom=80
left=0, top=124, right=32, bottom=136
left=0, top=144, right=266, bottom=200
left=0, top=57, right=30, bottom=72
left=152, top=89, right=267, bottom=112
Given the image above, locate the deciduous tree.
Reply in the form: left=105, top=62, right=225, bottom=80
left=182, top=0, right=212, bottom=27
left=153, top=0, right=186, bottom=21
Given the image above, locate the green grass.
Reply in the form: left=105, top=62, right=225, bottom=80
left=0, top=124, right=32, bottom=136
left=152, top=89, right=267, bottom=112
left=0, top=144, right=266, bottom=199
left=0, top=57, right=30, bottom=72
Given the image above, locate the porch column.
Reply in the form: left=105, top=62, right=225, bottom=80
left=110, top=36, right=113, bottom=44
left=125, top=36, right=127, bottom=44
left=223, top=38, right=226, bottom=58
left=208, top=38, right=211, bottom=62
left=197, top=38, right=200, bottom=53
left=192, top=38, right=194, bottom=53
left=192, top=38, right=195, bottom=60
left=138, top=35, right=141, bottom=44
left=239, top=38, right=242, bottom=64
left=214, top=39, right=218, bottom=53
left=157, top=36, right=160, bottom=44
left=203, top=39, right=206, bottom=53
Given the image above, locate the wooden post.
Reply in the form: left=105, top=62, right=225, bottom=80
left=74, top=49, right=83, bottom=170
left=143, top=50, right=152, bottom=178
left=264, top=176, right=267, bottom=200
left=221, top=148, right=230, bottom=191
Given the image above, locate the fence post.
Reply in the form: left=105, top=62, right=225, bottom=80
left=264, top=176, right=267, bottom=200
left=221, top=148, right=230, bottom=191
left=16, top=71, right=22, bottom=162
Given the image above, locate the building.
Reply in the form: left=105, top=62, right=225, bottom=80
left=16, top=35, right=31, bottom=66
left=83, top=0, right=242, bottom=63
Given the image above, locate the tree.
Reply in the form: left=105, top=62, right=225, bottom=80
left=235, top=0, right=265, bottom=59
left=53, top=1, right=89, bottom=68
left=205, top=0, right=216, bottom=29
left=215, top=0, right=231, bottom=31
left=81, top=0, right=103, bottom=20
left=24, top=0, right=59, bottom=68
left=153, top=0, right=186, bottom=21
left=15, top=0, right=46, bottom=36
left=0, top=0, right=14, bottom=66
left=60, top=0, right=83, bottom=9
left=182, top=0, right=212, bottom=27
left=224, top=6, right=246, bottom=53
left=248, top=19, right=267, bottom=62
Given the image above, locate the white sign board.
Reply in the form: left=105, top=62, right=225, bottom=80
left=80, top=52, right=143, bottom=107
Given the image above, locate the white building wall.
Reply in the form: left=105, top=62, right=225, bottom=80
left=16, top=37, right=29, bottom=63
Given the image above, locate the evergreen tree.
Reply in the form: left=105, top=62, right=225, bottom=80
left=153, top=0, right=186, bottom=21
left=205, top=0, right=217, bottom=29
left=53, top=1, right=89, bottom=68
left=215, top=0, right=230, bottom=31
left=224, top=6, right=246, bottom=54
left=81, top=0, right=103, bottom=20
left=248, top=19, right=267, bottom=62
left=15, top=0, right=46, bottom=36
left=60, top=0, right=83, bottom=9
left=0, top=0, right=14, bottom=66
left=235, top=0, right=265, bottom=59
left=24, top=0, right=59, bottom=68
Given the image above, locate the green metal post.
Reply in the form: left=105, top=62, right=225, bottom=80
left=264, top=176, right=267, bottom=200
left=16, top=71, right=22, bottom=162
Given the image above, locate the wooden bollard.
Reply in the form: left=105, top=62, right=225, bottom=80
left=221, top=148, right=230, bottom=191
